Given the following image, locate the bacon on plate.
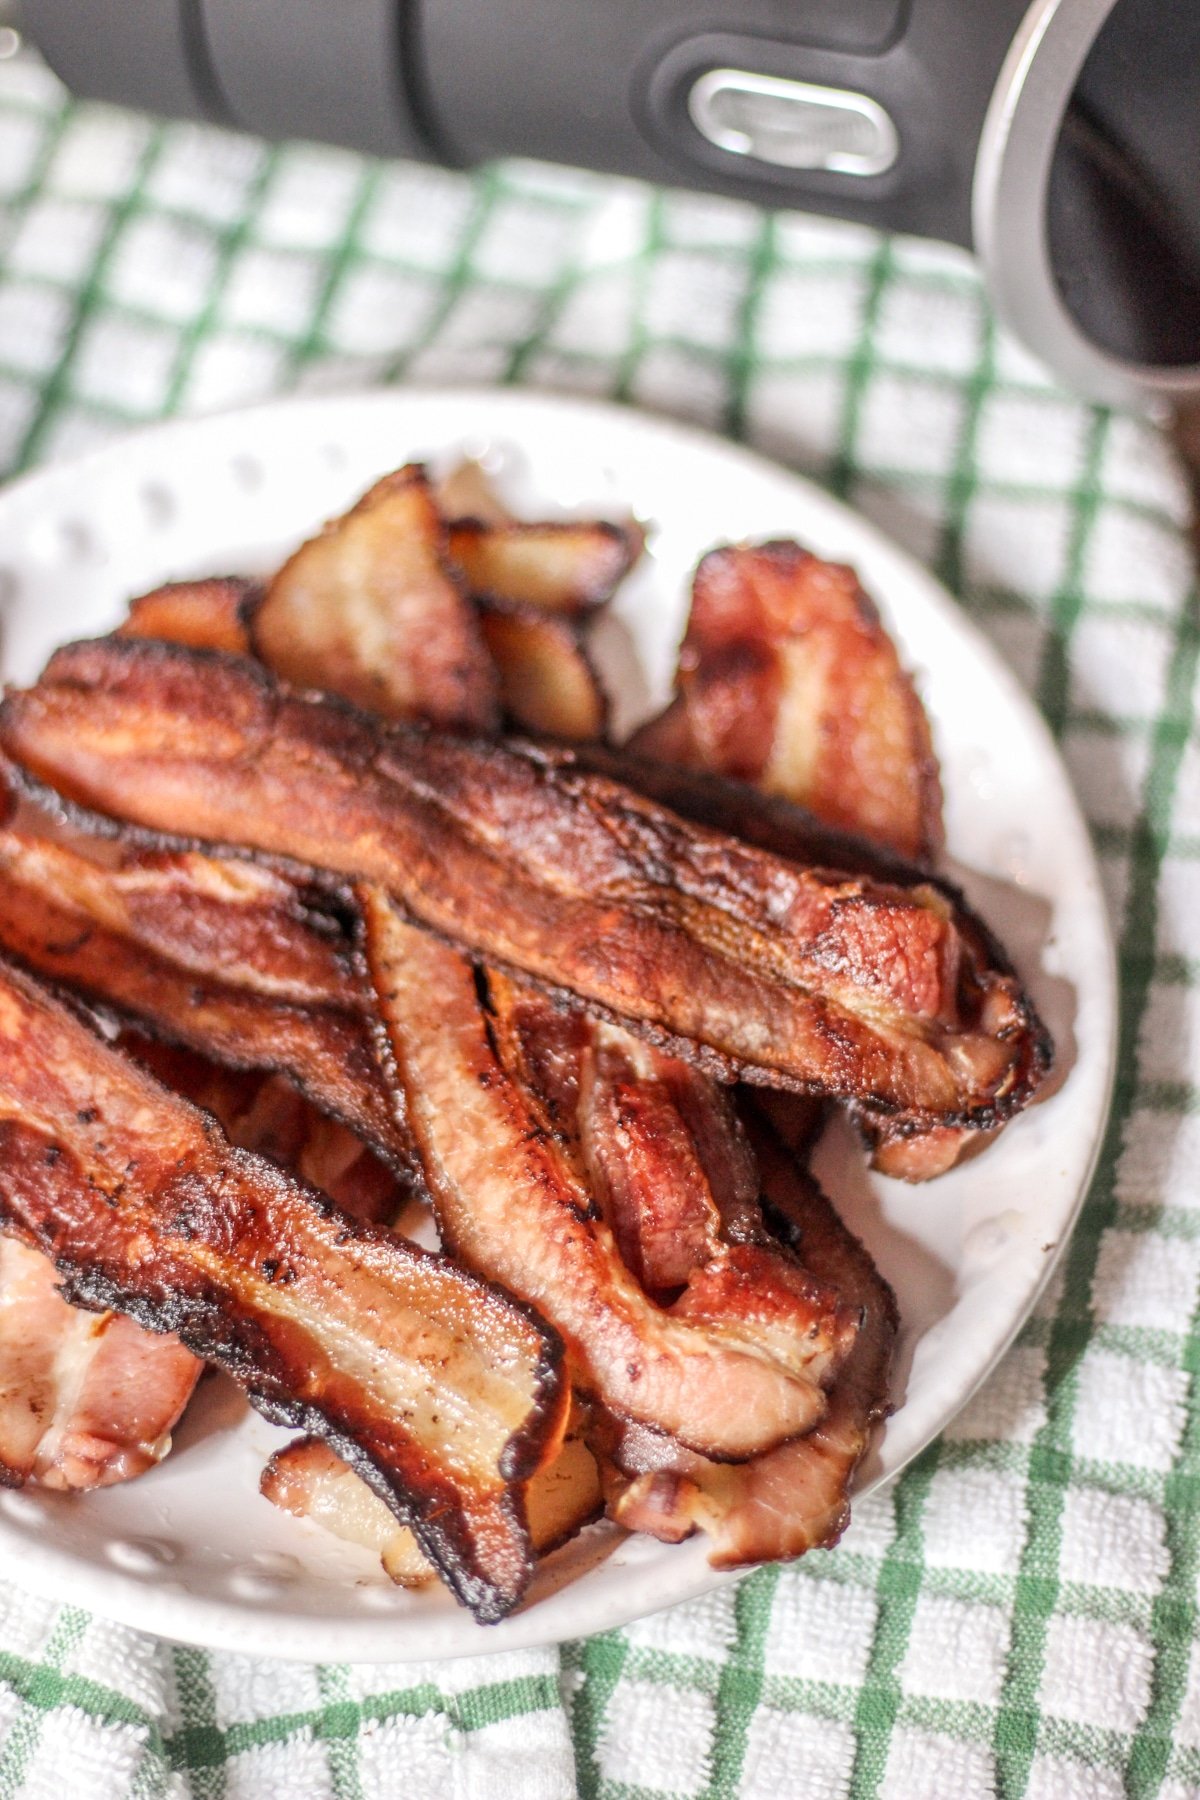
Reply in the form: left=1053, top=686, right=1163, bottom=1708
left=0, top=1237, right=200, bottom=1493
left=1, top=635, right=1046, bottom=1127
left=361, top=888, right=857, bottom=1460
left=252, top=464, right=499, bottom=731
left=630, top=540, right=942, bottom=864
left=0, top=954, right=567, bottom=1621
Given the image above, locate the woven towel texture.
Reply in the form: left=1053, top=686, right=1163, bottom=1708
left=0, top=46, right=1196, bottom=1800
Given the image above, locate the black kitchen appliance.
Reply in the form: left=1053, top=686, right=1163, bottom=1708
left=14, top=0, right=1200, bottom=404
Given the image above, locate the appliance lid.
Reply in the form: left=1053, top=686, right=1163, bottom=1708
left=974, top=0, right=1200, bottom=405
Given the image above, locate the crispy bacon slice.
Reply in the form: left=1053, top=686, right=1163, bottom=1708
left=0, top=955, right=566, bottom=1620
left=361, top=889, right=856, bottom=1460
left=447, top=518, right=643, bottom=617
left=261, top=1438, right=438, bottom=1586
left=630, top=542, right=943, bottom=864
left=608, top=1120, right=897, bottom=1565
left=0, top=788, right=356, bottom=1007
left=125, top=1038, right=404, bottom=1229
left=262, top=1406, right=603, bottom=1587
left=0, top=793, right=409, bottom=1172
left=0, top=1038, right=400, bottom=1499
left=479, top=602, right=609, bottom=741
left=0, top=1237, right=200, bottom=1492
left=252, top=464, right=499, bottom=731
left=119, top=578, right=256, bottom=658
left=486, top=974, right=858, bottom=1398
left=619, top=534, right=1016, bottom=1177
left=1, top=637, right=1044, bottom=1126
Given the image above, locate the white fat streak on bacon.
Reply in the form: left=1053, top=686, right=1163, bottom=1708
left=0, top=1239, right=200, bottom=1490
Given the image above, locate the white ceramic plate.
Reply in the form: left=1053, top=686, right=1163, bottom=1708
left=0, top=388, right=1115, bottom=1661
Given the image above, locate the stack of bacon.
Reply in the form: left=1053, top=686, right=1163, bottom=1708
left=0, top=456, right=1051, bottom=1622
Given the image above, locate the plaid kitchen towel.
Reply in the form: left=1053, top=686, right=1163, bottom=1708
left=0, top=40, right=1197, bottom=1800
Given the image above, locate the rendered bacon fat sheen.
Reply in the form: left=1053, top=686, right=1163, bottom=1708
left=0, top=636, right=1044, bottom=1126
left=0, top=956, right=566, bottom=1621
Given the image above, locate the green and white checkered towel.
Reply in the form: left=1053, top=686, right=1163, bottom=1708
left=0, top=42, right=1197, bottom=1800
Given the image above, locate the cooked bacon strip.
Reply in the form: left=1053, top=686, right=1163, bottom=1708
left=620, top=534, right=1015, bottom=1177
left=0, top=788, right=357, bottom=1007
left=0, top=1036, right=401, bottom=1499
left=263, top=1407, right=603, bottom=1587
left=479, top=602, right=609, bottom=742
left=608, top=1120, right=897, bottom=1565
left=447, top=518, right=643, bottom=617
left=361, top=889, right=856, bottom=1460
left=575, top=748, right=1046, bottom=1171
left=119, top=578, right=256, bottom=658
left=253, top=464, right=499, bottom=731
left=1, top=637, right=1045, bottom=1125
left=0, top=1238, right=200, bottom=1492
left=584, top=754, right=1038, bottom=1176
left=473, top=595, right=894, bottom=1553
left=261, top=1438, right=437, bottom=1587
left=0, top=955, right=566, bottom=1620
left=630, top=542, right=943, bottom=863
left=487, top=976, right=856, bottom=1393
left=0, top=797, right=408, bottom=1172
left=125, top=1038, right=404, bottom=1229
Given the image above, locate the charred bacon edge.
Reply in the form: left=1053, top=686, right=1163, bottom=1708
left=571, top=740, right=1054, bottom=1132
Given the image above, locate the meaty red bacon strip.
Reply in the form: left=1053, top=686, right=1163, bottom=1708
left=0, top=955, right=566, bottom=1620
left=622, top=541, right=1037, bottom=1176
left=361, top=889, right=857, bottom=1460
left=253, top=464, right=499, bottom=731
left=630, top=541, right=943, bottom=864
left=1, top=636, right=1042, bottom=1126
left=0, top=1237, right=200, bottom=1492
left=0, top=793, right=409, bottom=1172
left=608, top=1120, right=897, bottom=1564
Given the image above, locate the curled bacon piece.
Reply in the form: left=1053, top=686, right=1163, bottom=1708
left=253, top=464, right=499, bottom=731
left=447, top=516, right=643, bottom=617
left=262, top=1406, right=603, bottom=1589
left=620, top=534, right=1029, bottom=1177
left=0, top=955, right=567, bottom=1621
left=630, top=541, right=943, bottom=864
left=361, top=889, right=857, bottom=1461
left=118, top=577, right=257, bottom=658
left=1, top=636, right=1044, bottom=1126
left=0, top=790, right=408, bottom=1173
left=0, top=1238, right=200, bottom=1492
left=607, top=1120, right=897, bottom=1565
